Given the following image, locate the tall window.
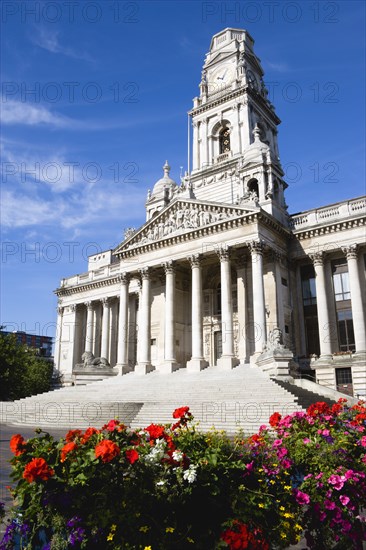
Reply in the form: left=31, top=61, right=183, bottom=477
left=219, top=128, right=230, bottom=154
left=332, top=260, right=354, bottom=352
left=301, top=265, right=320, bottom=356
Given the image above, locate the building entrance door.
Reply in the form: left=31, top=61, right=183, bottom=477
left=214, top=331, right=222, bottom=365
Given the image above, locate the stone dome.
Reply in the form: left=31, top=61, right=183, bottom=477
left=151, top=161, right=178, bottom=199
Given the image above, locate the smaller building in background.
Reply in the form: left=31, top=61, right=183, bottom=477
left=0, top=330, right=53, bottom=359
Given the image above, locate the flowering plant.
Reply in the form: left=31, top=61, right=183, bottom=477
left=1, top=401, right=365, bottom=549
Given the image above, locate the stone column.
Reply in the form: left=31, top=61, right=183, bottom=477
left=84, top=301, right=94, bottom=354
left=192, top=122, right=199, bottom=170
left=236, top=255, right=248, bottom=363
left=202, top=120, right=208, bottom=168
left=217, top=246, right=238, bottom=369
left=249, top=241, right=267, bottom=357
left=162, top=261, right=179, bottom=372
left=100, top=298, right=111, bottom=361
left=115, top=273, right=130, bottom=375
left=187, top=254, right=207, bottom=371
left=310, top=252, right=332, bottom=358
left=343, top=244, right=366, bottom=354
left=136, top=268, right=154, bottom=374
left=236, top=103, right=242, bottom=154
left=53, top=304, right=63, bottom=373
left=274, top=252, right=286, bottom=336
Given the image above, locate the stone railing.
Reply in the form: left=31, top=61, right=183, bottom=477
left=215, top=151, right=232, bottom=163
left=61, top=263, right=121, bottom=287
left=289, top=197, right=366, bottom=231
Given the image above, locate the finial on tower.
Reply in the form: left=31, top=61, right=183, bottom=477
left=253, top=124, right=261, bottom=142
left=163, top=160, right=170, bottom=176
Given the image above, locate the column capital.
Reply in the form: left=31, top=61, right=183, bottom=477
left=139, top=267, right=150, bottom=280
left=163, top=260, right=175, bottom=275
left=247, top=240, right=264, bottom=256
left=342, top=243, right=358, bottom=260
left=70, top=304, right=77, bottom=312
left=216, top=245, right=230, bottom=262
left=118, top=272, right=130, bottom=285
left=188, top=254, right=202, bottom=268
left=84, top=301, right=93, bottom=310
left=309, top=251, right=325, bottom=266
left=270, top=249, right=285, bottom=264
left=57, top=306, right=64, bottom=315
left=101, top=297, right=111, bottom=308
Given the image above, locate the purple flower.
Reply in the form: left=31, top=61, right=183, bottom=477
left=294, top=489, right=310, bottom=505
left=328, top=474, right=345, bottom=490
left=339, top=494, right=350, bottom=506
left=324, top=499, right=336, bottom=510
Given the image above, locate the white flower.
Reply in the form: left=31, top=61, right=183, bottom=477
left=183, top=465, right=197, bottom=484
left=145, top=438, right=166, bottom=463
left=172, top=450, right=183, bottom=462
left=156, top=480, right=165, bottom=486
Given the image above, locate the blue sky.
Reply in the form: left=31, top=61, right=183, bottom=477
left=1, top=0, right=365, bottom=344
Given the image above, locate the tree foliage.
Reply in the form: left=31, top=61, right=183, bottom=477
left=0, top=332, right=53, bottom=401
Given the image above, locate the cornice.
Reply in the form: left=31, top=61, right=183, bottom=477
left=189, top=86, right=281, bottom=124
left=55, top=274, right=123, bottom=298
left=291, top=216, right=365, bottom=241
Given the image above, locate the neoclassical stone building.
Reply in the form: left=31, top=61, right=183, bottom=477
left=54, top=28, right=366, bottom=398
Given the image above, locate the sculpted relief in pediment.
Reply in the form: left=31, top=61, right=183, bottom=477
left=123, top=202, right=250, bottom=249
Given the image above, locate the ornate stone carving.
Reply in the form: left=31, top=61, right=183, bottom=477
left=309, top=251, right=324, bottom=266
left=240, top=189, right=259, bottom=206
left=139, top=267, right=150, bottom=280
left=342, top=244, right=358, bottom=260
left=78, top=351, right=111, bottom=370
left=188, top=254, right=202, bottom=268
left=85, top=301, right=93, bottom=310
left=124, top=227, right=136, bottom=240
left=70, top=304, right=77, bottom=312
left=101, top=297, right=110, bottom=307
left=264, top=327, right=285, bottom=351
left=128, top=203, right=243, bottom=247
left=118, top=272, right=130, bottom=285
left=163, top=260, right=175, bottom=275
left=216, top=245, right=230, bottom=262
left=248, top=240, right=264, bottom=256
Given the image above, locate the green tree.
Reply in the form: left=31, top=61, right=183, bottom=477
left=0, top=332, right=53, bottom=401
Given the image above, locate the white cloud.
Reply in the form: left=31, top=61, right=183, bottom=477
left=31, top=28, right=94, bottom=63
left=1, top=100, right=72, bottom=128
left=265, top=61, right=290, bottom=73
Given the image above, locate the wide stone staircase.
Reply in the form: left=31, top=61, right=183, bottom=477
left=0, top=364, right=334, bottom=435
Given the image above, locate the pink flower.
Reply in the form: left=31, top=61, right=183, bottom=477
left=282, top=458, right=292, bottom=468
left=304, top=474, right=313, bottom=480
left=339, top=495, right=350, bottom=506
left=294, top=489, right=310, bottom=505
left=273, top=439, right=283, bottom=447
left=325, top=499, right=336, bottom=510
left=277, top=447, right=288, bottom=459
left=328, top=474, right=345, bottom=490
left=360, top=436, right=366, bottom=447
left=315, top=472, right=323, bottom=479
left=319, top=511, right=327, bottom=521
left=303, top=438, right=310, bottom=444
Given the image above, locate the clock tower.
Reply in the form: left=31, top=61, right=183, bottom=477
left=189, top=28, right=288, bottom=224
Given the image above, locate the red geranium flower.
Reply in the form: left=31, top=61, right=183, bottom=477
left=221, top=521, right=269, bottom=550
left=269, top=412, right=281, bottom=428
left=307, top=402, right=330, bottom=417
left=10, top=434, right=26, bottom=456
left=172, top=406, right=191, bottom=419
left=81, top=427, right=100, bottom=444
left=95, top=440, right=120, bottom=463
left=23, top=458, right=54, bottom=483
left=102, top=419, right=125, bottom=432
left=125, top=449, right=139, bottom=464
left=145, top=424, right=165, bottom=440
left=65, top=429, right=82, bottom=442
left=60, top=442, right=78, bottom=462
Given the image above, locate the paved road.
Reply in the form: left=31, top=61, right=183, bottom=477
left=0, top=423, right=308, bottom=549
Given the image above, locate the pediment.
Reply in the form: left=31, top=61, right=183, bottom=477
left=205, top=51, right=234, bottom=68
left=114, top=198, right=259, bottom=255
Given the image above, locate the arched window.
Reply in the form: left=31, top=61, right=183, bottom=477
left=219, top=127, right=230, bottom=154
left=248, top=178, right=259, bottom=197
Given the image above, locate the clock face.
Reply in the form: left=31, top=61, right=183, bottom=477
left=246, top=70, right=258, bottom=90
left=208, top=65, right=234, bottom=91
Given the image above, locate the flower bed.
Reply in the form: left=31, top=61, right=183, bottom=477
left=1, top=401, right=365, bottom=549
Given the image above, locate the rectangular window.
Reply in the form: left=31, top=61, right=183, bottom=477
left=337, top=309, right=355, bottom=351
left=336, top=368, right=352, bottom=384
left=333, top=272, right=351, bottom=301
left=281, top=277, right=288, bottom=286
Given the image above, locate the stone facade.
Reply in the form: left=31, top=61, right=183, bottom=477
left=54, top=29, right=366, bottom=399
